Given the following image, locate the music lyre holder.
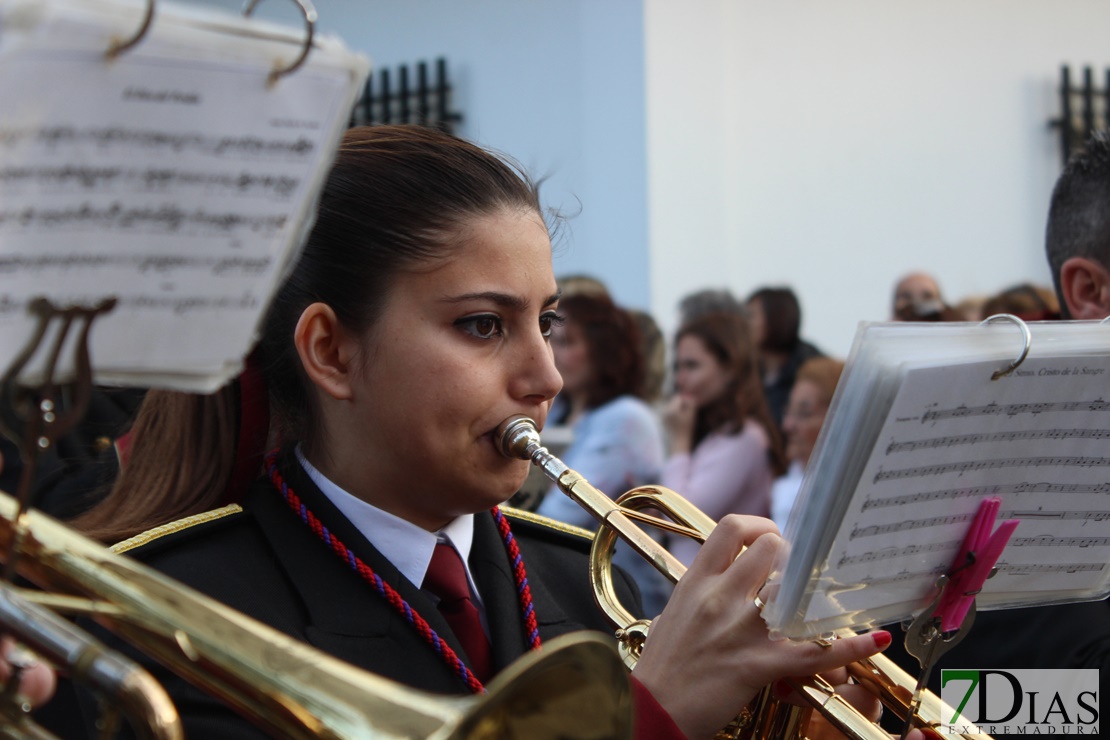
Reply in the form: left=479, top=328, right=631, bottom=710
left=897, top=497, right=1019, bottom=739
left=0, top=296, right=117, bottom=583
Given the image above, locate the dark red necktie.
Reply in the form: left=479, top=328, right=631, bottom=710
left=424, top=542, right=493, bottom=682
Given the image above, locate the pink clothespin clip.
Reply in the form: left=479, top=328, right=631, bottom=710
left=933, top=496, right=1019, bottom=633
left=898, top=497, right=1020, bottom=739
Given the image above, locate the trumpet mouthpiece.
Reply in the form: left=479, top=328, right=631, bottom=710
left=496, top=415, right=539, bottom=460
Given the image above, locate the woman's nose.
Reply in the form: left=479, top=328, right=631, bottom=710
left=512, top=332, right=563, bottom=402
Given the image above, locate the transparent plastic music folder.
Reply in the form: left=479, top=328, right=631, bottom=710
left=0, top=0, right=370, bottom=391
left=762, top=318, right=1110, bottom=640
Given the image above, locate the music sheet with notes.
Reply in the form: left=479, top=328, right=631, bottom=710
left=763, top=320, right=1110, bottom=640
left=0, top=0, right=369, bottom=391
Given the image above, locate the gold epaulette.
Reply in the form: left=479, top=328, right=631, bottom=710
left=500, top=506, right=593, bottom=541
left=111, top=504, right=244, bottom=554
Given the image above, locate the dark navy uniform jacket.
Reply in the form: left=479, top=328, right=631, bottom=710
left=79, top=452, right=641, bottom=737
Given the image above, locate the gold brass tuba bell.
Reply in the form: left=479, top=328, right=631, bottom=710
left=0, top=490, right=633, bottom=739
left=496, top=414, right=990, bottom=740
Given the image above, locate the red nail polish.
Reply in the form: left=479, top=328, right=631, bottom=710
left=872, top=630, right=892, bottom=649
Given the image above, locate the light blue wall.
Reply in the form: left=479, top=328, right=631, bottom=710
left=182, top=0, right=652, bottom=310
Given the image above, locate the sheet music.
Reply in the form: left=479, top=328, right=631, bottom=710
left=802, top=354, right=1110, bottom=630
left=0, top=0, right=369, bottom=390
left=763, top=320, right=1110, bottom=639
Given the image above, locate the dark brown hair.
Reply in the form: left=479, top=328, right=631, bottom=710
left=558, top=293, right=644, bottom=409
left=675, top=311, right=787, bottom=476
left=72, top=387, right=238, bottom=542
left=74, top=125, right=545, bottom=543
left=981, top=283, right=1061, bottom=322
left=747, top=287, right=801, bottom=353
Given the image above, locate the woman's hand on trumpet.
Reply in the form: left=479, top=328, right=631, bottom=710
left=0, top=636, right=56, bottom=709
left=631, top=514, right=905, bottom=740
left=774, top=669, right=927, bottom=740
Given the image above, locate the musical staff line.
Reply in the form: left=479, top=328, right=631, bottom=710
left=0, top=292, right=260, bottom=317
left=0, top=254, right=271, bottom=276
left=1012, top=535, right=1110, bottom=548
left=997, top=562, right=1106, bottom=576
left=848, top=561, right=1105, bottom=588
left=850, top=509, right=1108, bottom=539
left=855, top=567, right=943, bottom=589
left=0, top=126, right=316, bottom=159
left=873, top=456, right=1110, bottom=483
left=0, top=166, right=300, bottom=198
left=921, top=399, right=1110, bottom=424
left=862, top=481, right=1110, bottom=510
left=886, top=427, right=1110, bottom=454
left=0, top=203, right=287, bottom=234
left=836, top=539, right=960, bottom=567
left=851, top=513, right=973, bottom=539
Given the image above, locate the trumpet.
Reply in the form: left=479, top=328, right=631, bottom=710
left=496, top=415, right=989, bottom=740
left=0, top=490, right=634, bottom=739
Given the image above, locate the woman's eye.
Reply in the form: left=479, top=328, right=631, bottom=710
left=457, top=314, right=503, bottom=339
left=540, top=311, right=566, bottom=338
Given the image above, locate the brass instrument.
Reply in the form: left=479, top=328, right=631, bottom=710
left=0, top=490, right=633, bottom=739
left=497, top=415, right=990, bottom=740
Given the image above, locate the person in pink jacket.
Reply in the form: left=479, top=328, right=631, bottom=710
left=662, top=310, right=787, bottom=567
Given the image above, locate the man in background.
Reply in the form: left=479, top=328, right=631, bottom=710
left=1046, top=129, right=1110, bottom=319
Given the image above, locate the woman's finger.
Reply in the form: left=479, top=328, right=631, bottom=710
left=781, top=630, right=893, bottom=678
left=690, top=515, right=780, bottom=577
left=0, top=642, right=56, bottom=708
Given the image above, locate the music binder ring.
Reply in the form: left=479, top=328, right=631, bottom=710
left=106, top=0, right=155, bottom=59
left=978, top=313, right=1031, bottom=380
left=242, top=0, right=318, bottom=85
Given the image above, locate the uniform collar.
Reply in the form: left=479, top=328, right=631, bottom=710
left=295, top=446, right=477, bottom=595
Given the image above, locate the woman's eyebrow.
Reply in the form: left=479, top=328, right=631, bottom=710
left=441, top=291, right=561, bottom=310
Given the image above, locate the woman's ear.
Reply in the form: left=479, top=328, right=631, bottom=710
left=294, top=303, right=356, bottom=401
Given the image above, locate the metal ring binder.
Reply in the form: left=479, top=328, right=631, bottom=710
left=106, top=0, right=155, bottom=59
left=978, top=313, right=1031, bottom=380
left=242, top=0, right=318, bottom=84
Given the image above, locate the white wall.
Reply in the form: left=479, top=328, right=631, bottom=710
left=646, top=0, right=1110, bottom=357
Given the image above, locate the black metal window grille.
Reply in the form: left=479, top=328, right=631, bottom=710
left=348, top=57, right=463, bottom=134
left=1049, top=65, right=1110, bottom=165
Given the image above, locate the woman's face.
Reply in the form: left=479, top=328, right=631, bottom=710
left=782, top=379, right=827, bottom=467
left=336, top=209, right=562, bottom=529
left=673, top=334, right=732, bottom=409
left=551, top=320, right=591, bottom=398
